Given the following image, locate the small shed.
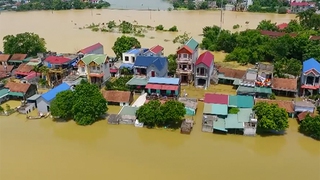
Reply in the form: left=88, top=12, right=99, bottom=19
left=101, top=90, right=133, bottom=106
left=118, top=106, right=139, bottom=125
left=107, top=114, right=120, bottom=124
left=244, top=117, right=258, bottom=136
left=0, top=89, right=9, bottom=104
left=202, top=115, right=217, bottom=133
left=178, top=97, right=198, bottom=116
left=180, top=119, right=194, bottom=134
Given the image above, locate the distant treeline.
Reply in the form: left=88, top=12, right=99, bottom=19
left=15, top=0, right=110, bottom=11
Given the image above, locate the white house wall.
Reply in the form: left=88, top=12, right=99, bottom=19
left=103, top=62, right=111, bottom=83
left=36, top=97, right=50, bottom=113
left=295, top=106, right=315, bottom=113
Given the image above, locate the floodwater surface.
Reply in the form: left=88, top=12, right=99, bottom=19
left=0, top=10, right=320, bottom=180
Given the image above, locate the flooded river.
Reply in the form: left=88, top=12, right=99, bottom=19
left=0, top=10, right=319, bottom=180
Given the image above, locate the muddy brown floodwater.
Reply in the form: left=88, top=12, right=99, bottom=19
left=0, top=10, right=319, bottom=180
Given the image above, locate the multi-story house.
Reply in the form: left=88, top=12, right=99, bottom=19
left=300, top=58, right=320, bottom=96
left=194, top=51, right=214, bottom=88
left=77, top=54, right=110, bottom=87
left=133, top=56, right=168, bottom=78
left=122, top=48, right=149, bottom=64
left=176, top=38, right=199, bottom=84
left=78, top=43, right=104, bottom=57
left=290, top=1, right=316, bottom=14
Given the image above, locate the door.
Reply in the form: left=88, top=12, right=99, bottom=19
left=151, top=71, right=155, bottom=77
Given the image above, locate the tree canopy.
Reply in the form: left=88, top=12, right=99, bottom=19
left=167, top=54, right=177, bottom=76
left=50, top=80, right=108, bottom=126
left=200, top=11, right=320, bottom=77
left=253, top=102, right=289, bottom=132
left=136, top=100, right=186, bottom=128
left=299, top=115, right=320, bottom=140
left=3, top=32, right=47, bottom=56
left=112, top=35, right=141, bottom=58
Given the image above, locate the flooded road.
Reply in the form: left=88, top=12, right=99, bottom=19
left=0, top=10, right=319, bottom=180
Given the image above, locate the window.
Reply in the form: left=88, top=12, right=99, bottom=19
left=92, top=66, right=96, bottom=70
left=125, top=56, right=129, bottom=61
left=189, top=65, right=191, bottom=70
left=81, top=67, right=85, bottom=72
left=151, top=71, right=155, bottom=77
left=183, top=54, right=188, bottom=58
left=97, top=66, right=100, bottom=71
left=132, top=57, right=135, bottom=63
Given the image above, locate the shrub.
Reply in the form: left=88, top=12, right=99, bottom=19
left=278, top=7, right=287, bottom=14
left=168, top=25, right=178, bottom=32
left=155, top=25, right=164, bottom=31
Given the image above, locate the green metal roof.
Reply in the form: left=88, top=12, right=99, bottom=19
left=237, top=108, right=252, bottom=122
left=119, top=106, right=139, bottom=116
left=237, top=86, right=255, bottom=93
left=8, top=92, right=24, bottom=97
left=185, top=38, right=199, bottom=51
left=225, top=114, right=244, bottom=129
left=81, top=54, right=107, bottom=65
left=0, top=89, right=9, bottom=98
left=255, top=87, right=272, bottom=94
left=233, top=79, right=240, bottom=85
left=126, top=76, right=148, bottom=86
left=22, top=57, right=33, bottom=63
left=237, top=95, right=254, bottom=108
left=212, top=104, right=228, bottom=115
left=213, top=118, right=227, bottom=132
left=228, top=95, right=238, bottom=107
left=218, top=74, right=237, bottom=81
left=27, top=94, right=41, bottom=101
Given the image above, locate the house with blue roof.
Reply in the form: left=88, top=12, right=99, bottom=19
left=122, top=48, right=149, bottom=65
left=145, top=77, right=181, bottom=96
left=36, top=83, right=70, bottom=113
left=133, top=56, right=168, bottom=78
left=300, top=58, right=320, bottom=96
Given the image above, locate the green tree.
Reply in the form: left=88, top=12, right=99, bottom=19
left=107, top=20, right=116, bottom=30
left=168, top=25, right=178, bottom=32
left=112, top=35, right=141, bottom=58
left=299, top=115, right=320, bottom=140
left=0, top=106, right=4, bottom=113
left=253, top=102, right=289, bottom=132
left=167, top=54, right=177, bottom=76
left=136, top=100, right=163, bottom=128
left=50, top=90, right=74, bottom=119
left=155, top=25, right=164, bottom=31
left=72, top=81, right=108, bottom=126
left=173, top=32, right=191, bottom=44
left=160, top=100, right=186, bottom=127
left=3, top=32, right=47, bottom=56
left=256, top=20, right=279, bottom=31
left=119, top=21, right=133, bottom=34
left=284, top=20, right=304, bottom=33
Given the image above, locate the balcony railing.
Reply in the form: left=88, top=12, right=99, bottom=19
left=196, top=73, right=208, bottom=77
left=90, top=69, right=103, bottom=74
left=176, top=68, right=192, bottom=74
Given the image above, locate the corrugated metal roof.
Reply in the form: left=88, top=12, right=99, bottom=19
left=126, top=76, right=148, bottom=86
left=204, top=93, right=228, bottom=104
left=225, top=114, right=244, bottom=129
left=78, top=43, right=103, bottom=54
left=148, top=77, right=180, bottom=85
left=303, top=58, right=320, bottom=73
left=212, top=104, right=228, bottom=115
left=237, top=86, right=255, bottom=93
left=27, top=94, right=41, bottom=101
left=237, top=108, right=252, bottom=122
left=80, top=54, right=107, bottom=65
left=195, top=51, right=214, bottom=67
left=237, top=95, right=254, bottom=108
left=213, top=118, right=227, bottom=132
left=126, top=48, right=149, bottom=55
left=203, top=103, right=213, bottom=114
left=228, top=95, right=237, bottom=107
left=0, top=89, right=9, bottom=98
left=8, top=92, right=24, bottom=97
left=185, top=38, right=199, bottom=51
left=119, top=106, right=139, bottom=116
left=255, top=87, right=272, bottom=94
left=41, top=83, right=70, bottom=102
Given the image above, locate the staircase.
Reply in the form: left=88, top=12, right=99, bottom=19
left=210, top=69, right=219, bottom=84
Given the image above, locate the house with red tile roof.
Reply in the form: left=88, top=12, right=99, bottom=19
left=78, top=43, right=104, bottom=55
left=194, top=51, right=214, bottom=88
left=290, top=2, right=316, bottom=14
left=277, top=23, right=288, bottom=30
left=144, top=45, right=164, bottom=57
left=176, top=38, right=199, bottom=84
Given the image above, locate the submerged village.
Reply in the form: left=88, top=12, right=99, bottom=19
left=0, top=32, right=320, bottom=140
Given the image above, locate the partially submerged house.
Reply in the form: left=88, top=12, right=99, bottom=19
left=0, top=54, right=10, bottom=65
left=77, top=54, right=110, bottom=87
left=101, top=90, right=133, bottom=106
left=180, top=119, right=194, bottom=134
left=0, top=89, right=9, bottom=104
left=178, top=97, right=198, bottom=116
left=7, top=54, right=27, bottom=67
left=297, top=111, right=316, bottom=122
left=118, top=106, right=139, bottom=125
left=78, top=43, right=104, bottom=56
left=4, top=81, right=37, bottom=100
left=300, top=58, right=320, bottom=96
left=202, top=93, right=256, bottom=135
left=255, top=99, right=295, bottom=118
left=272, top=78, right=297, bottom=97
left=194, top=51, right=214, bottom=88
left=294, top=100, right=315, bottom=114
left=290, top=1, right=316, bottom=14
left=176, top=38, right=199, bottom=84
left=122, top=48, right=149, bottom=64
left=36, top=83, right=70, bottom=113
left=145, top=77, right=180, bottom=97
